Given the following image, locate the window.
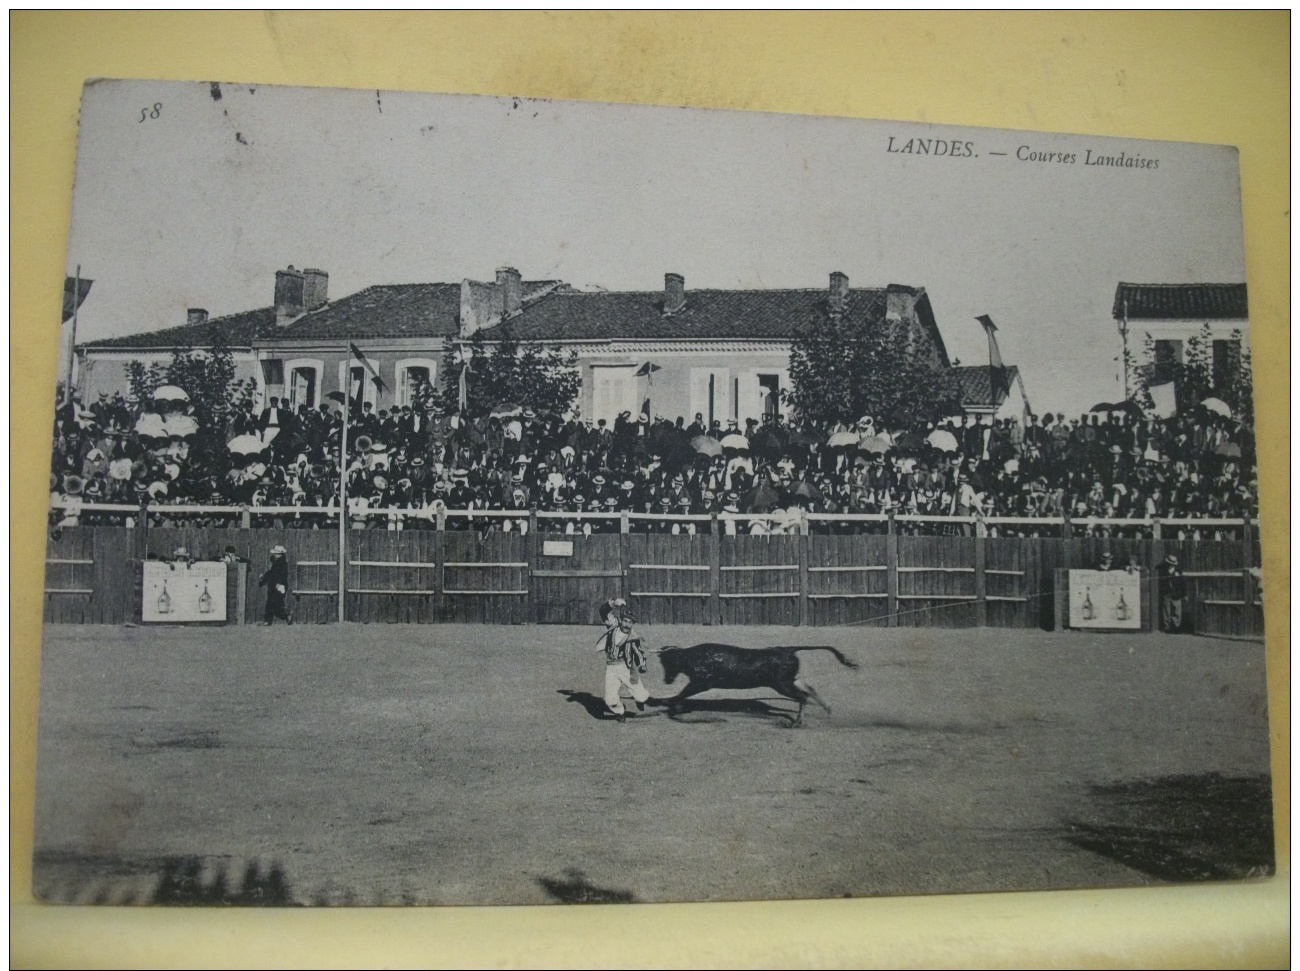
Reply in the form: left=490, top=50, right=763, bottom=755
left=1152, top=339, right=1182, bottom=383
left=394, top=357, right=439, bottom=407
left=758, top=373, right=781, bottom=420
left=284, top=358, right=323, bottom=412
left=290, top=368, right=316, bottom=410
left=690, top=368, right=730, bottom=428
left=1212, top=339, right=1239, bottom=390
left=590, top=366, right=638, bottom=427
left=261, top=359, right=285, bottom=386
left=337, top=359, right=380, bottom=411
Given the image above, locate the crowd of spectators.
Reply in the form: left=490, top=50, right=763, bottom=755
left=49, top=386, right=1257, bottom=539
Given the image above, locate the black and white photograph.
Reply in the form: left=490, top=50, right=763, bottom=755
left=33, top=79, right=1273, bottom=908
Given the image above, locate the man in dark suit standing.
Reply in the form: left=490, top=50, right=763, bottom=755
left=1158, top=553, right=1187, bottom=633
left=258, top=544, right=293, bottom=626
left=259, top=397, right=293, bottom=458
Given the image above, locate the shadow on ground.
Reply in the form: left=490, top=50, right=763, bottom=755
left=1064, top=772, right=1275, bottom=882
left=663, top=697, right=800, bottom=726
left=34, top=851, right=295, bottom=905
left=557, top=689, right=671, bottom=721
left=537, top=867, right=636, bottom=903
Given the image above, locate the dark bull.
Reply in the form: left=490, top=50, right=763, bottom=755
left=658, top=643, right=859, bottom=727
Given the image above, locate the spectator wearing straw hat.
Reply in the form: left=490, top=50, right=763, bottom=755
left=258, top=545, right=293, bottom=626
left=1157, top=553, right=1187, bottom=633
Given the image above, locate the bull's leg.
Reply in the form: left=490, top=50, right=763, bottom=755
left=794, top=677, right=832, bottom=715
left=667, top=680, right=708, bottom=716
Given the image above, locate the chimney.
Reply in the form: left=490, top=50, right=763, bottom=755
left=829, top=271, right=849, bottom=314
left=275, top=266, right=306, bottom=327
left=496, top=266, right=523, bottom=316
left=460, top=277, right=502, bottom=337
left=302, top=268, right=329, bottom=311
left=664, top=273, right=686, bottom=315
left=187, top=308, right=209, bottom=327
left=885, top=284, right=918, bottom=326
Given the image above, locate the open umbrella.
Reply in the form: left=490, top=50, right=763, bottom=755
left=1199, top=397, right=1232, bottom=418
left=793, top=479, right=825, bottom=505
left=490, top=403, right=523, bottom=418
left=1214, top=442, right=1242, bottom=458
left=163, top=414, right=199, bottom=438
left=720, top=433, right=749, bottom=451
left=227, top=434, right=266, bottom=456
left=926, top=429, right=959, bottom=452
left=742, top=480, right=780, bottom=513
left=1090, top=399, right=1144, bottom=418
left=690, top=434, right=723, bottom=457
left=892, top=430, right=925, bottom=450
left=152, top=385, right=189, bottom=402
left=857, top=434, right=891, bottom=455
left=661, top=439, right=699, bottom=471
left=133, top=413, right=167, bottom=439
left=827, top=430, right=860, bottom=448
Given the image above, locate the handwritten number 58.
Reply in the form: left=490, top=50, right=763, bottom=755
left=139, top=103, right=162, bottom=123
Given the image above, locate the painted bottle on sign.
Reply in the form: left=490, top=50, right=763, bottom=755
left=198, top=580, right=213, bottom=614
left=1115, top=590, right=1129, bottom=622
left=157, top=581, right=172, bottom=615
left=1082, top=588, right=1094, bottom=621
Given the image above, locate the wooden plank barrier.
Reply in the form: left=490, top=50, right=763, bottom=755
left=34, top=521, right=1262, bottom=634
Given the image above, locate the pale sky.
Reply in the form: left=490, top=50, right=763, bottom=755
left=63, top=80, right=1247, bottom=416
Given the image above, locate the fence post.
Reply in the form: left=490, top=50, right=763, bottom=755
left=240, top=505, right=251, bottom=529
left=1241, top=517, right=1256, bottom=629
left=1147, top=529, right=1164, bottom=633
left=619, top=512, right=631, bottom=606
left=525, top=509, right=539, bottom=625
left=886, top=510, right=898, bottom=628
left=1032, top=534, right=1044, bottom=629
left=709, top=516, right=722, bottom=627
left=974, top=515, right=987, bottom=627
left=797, top=509, right=809, bottom=627
left=434, top=508, right=446, bottom=621
left=1054, top=568, right=1068, bottom=631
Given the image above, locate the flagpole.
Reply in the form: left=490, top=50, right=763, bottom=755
left=337, top=373, right=349, bottom=624
left=65, top=265, right=80, bottom=399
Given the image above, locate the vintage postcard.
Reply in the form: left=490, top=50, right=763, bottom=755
left=34, top=79, right=1271, bottom=906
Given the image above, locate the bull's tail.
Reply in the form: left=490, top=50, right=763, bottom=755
left=794, top=646, right=859, bottom=670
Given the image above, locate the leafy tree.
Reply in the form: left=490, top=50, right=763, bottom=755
left=129, top=328, right=258, bottom=477
left=1222, top=329, right=1254, bottom=426
left=785, top=302, right=961, bottom=429
left=436, top=320, right=581, bottom=418
left=1131, top=324, right=1254, bottom=424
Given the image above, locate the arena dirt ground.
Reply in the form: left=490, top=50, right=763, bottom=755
left=31, top=623, right=1274, bottom=906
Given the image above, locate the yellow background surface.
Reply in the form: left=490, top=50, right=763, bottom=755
left=11, top=12, right=1289, bottom=968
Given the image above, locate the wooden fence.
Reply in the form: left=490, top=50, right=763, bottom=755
left=41, top=517, right=1263, bottom=637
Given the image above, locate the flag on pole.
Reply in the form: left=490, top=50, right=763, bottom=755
left=348, top=343, right=386, bottom=393
left=1148, top=381, right=1177, bottom=418
left=62, top=277, right=93, bottom=323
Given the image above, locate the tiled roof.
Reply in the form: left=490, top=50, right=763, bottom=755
left=1113, top=283, right=1248, bottom=320
left=953, top=365, right=1019, bottom=408
left=477, top=289, right=889, bottom=342
left=273, top=283, right=463, bottom=340
left=83, top=307, right=277, bottom=350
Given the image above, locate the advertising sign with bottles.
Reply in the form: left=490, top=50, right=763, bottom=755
left=142, top=562, right=228, bottom=622
left=1068, top=569, right=1141, bottom=630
